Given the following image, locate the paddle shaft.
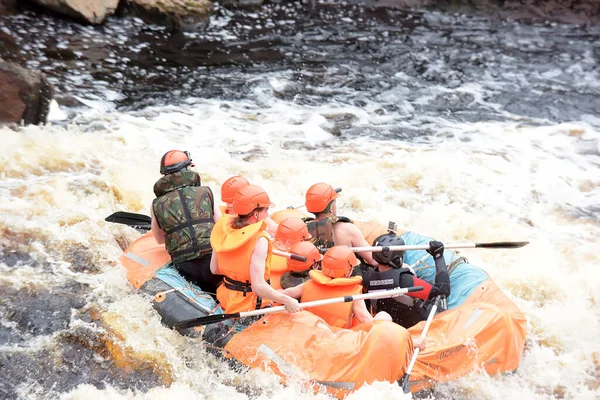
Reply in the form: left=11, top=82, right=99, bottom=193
left=349, top=241, right=529, bottom=253
left=401, top=297, right=440, bottom=393
left=174, top=285, right=423, bottom=329
left=239, top=285, right=422, bottom=318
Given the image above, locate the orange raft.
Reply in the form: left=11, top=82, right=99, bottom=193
left=354, top=221, right=527, bottom=392
left=119, top=220, right=526, bottom=395
left=119, top=231, right=415, bottom=397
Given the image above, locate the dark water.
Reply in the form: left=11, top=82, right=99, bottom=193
left=0, top=1, right=599, bottom=126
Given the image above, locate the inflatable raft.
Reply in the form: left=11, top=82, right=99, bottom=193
left=118, top=214, right=526, bottom=395
left=119, top=231, right=414, bottom=397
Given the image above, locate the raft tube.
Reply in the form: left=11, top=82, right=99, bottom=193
left=119, top=233, right=220, bottom=337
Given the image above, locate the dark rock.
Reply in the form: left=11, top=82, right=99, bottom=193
left=0, top=62, right=54, bottom=125
left=122, top=0, right=213, bottom=32
left=0, top=0, right=18, bottom=15
left=29, top=0, right=119, bottom=25
left=0, top=282, right=89, bottom=341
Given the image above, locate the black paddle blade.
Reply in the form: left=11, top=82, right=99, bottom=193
left=289, top=254, right=307, bottom=262
left=400, top=373, right=411, bottom=394
left=105, top=211, right=152, bottom=226
left=475, top=241, right=530, bottom=249
left=174, top=312, right=239, bottom=330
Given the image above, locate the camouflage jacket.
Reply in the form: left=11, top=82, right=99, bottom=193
left=303, top=215, right=352, bottom=250
left=152, top=171, right=215, bottom=264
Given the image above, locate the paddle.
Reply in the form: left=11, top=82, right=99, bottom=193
left=347, top=241, right=529, bottom=253
left=105, top=211, right=152, bottom=230
left=400, top=296, right=441, bottom=393
left=104, top=211, right=307, bottom=262
left=288, top=187, right=342, bottom=210
left=174, top=285, right=424, bottom=330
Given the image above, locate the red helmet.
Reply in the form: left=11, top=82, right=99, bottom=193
left=321, top=245, right=359, bottom=278
left=274, top=217, right=311, bottom=249
left=286, top=241, right=323, bottom=272
left=221, top=176, right=250, bottom=203
left=232, top=184, right=274, bottom=216
left=305, top=183, right=338, bottom=213
left=160, top=150, right=193, bottom=174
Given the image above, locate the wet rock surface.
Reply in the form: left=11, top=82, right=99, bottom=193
left=0, top=1, right=596, bottom=134
left=122, top=0, right=214, bottom=32
left=29, top=0, right=120, bottom=24
left=0, top=61, right=53, bottom=125
left=0, top=324, right=165, bottom=399
left=0, top=282, right=88, bottom=343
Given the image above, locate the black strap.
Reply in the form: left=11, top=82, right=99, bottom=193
left=223, top=277, right=269, bottom=310
left=178, top=188, right=200, bottom=254
left=164, top=218, right=214, bottom=235
left=223, top=277, right=252, bottom=295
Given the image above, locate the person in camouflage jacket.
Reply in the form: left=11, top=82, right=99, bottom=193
left=150, top=150, right=223, bottom=294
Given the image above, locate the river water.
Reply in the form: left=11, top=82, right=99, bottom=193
left=0, top=1, right=599, bottom=399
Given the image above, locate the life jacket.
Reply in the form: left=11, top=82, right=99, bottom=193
left=152, top=171, right=215, bottom=264
left=363, top=268, right=444, bottom=321
left=303, top=216, right=352, bottom=250
left=269, top=254, right=287, bottom=291
left=211, top=215, right=273, bottom=314
left=300, top=270, right=363, bottom=328
left=219, top=205, right=227, bottom=215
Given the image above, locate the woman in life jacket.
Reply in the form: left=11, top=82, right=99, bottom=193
left=210, top=184, right=301, bottom=314
left=150, top=150, right=223, bottom=294
left=362, top=232, right=450, bottom=328
left=280, top=241, right=323, bottom=289
left=300, top=245, right=392, bottom=328
left=303, top=183, right=379, bottom=271
left=203, top=185, right=302, bottom=349
left=220, top=175, right=279, bottom=236
left=270, top=217, right=312, bottom=290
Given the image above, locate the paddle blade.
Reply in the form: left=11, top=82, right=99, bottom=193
left=174, top=313, right=238, bottom=330
left=400, top=373, right=411, bottom=394
left=105, top=211, right=152, bottom=226
left=290, top=254, right=307, bottom=262
left=475, top=241, right=529, bottom=249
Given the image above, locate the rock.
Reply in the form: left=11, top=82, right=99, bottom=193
left=0, top=0, right=18, bottom=15
left=124, top=0, right=213, bottom=32
left=0, top=62, right=54, bottom=126
left=29, top=0, right=119, bottom=25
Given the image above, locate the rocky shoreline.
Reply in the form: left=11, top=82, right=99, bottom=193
left=0, top=0, right=598, bottom=126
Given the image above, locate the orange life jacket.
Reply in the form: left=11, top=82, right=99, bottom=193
left=211, top=215, right=273, bottom=313
left=269, top=254, right=287, bottom=291
left=300, top=270, right=363, bottom=328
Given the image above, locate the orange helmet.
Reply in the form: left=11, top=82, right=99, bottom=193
left=160, top=150, right=193, bottom=174
left=305, top=183, right=338, bottom=213
left=286, top=241, right=323, bottom=272
left=221, top=176, right=250, bottom=203
left=321, top=245, right=359, bottom=278
left=232, top=184, right=274, bottom=216
left=274, top=217, right=311, bottom=249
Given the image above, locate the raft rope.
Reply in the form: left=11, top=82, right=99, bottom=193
left=154, top=285, right=220, bottom=315
left=409, top=251, right=470, bottom=275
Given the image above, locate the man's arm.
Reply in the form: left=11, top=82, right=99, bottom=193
left=250, top=237, right=301, bottom=312
left=210, top=250, right=220, bottom=275
left=213, top=199, right=222, bottom=223
left=348, top=224, right=379, bottom=267
left=279, top=282, right=306, bottom=299
left=352, top=299, right=374, bottom=324
left=150, top=206, right=166, bottom=244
